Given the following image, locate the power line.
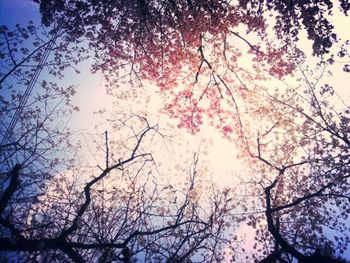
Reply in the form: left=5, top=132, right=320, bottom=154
left=0, top=30, right=59, bottom=149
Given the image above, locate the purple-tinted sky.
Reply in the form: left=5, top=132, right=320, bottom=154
left=0, top=0, right=39, bottom=27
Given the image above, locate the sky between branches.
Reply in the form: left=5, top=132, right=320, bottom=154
left=1, top=0, right=350, bottom=189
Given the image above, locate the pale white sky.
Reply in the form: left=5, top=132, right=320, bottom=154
left=1, top=2, right=350, bottom=260
left=1, top=0, right=349, bottom=215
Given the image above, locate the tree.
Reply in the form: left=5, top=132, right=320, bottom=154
left=0, top=22, right=79, bottom=231
left=34, top=0, right=350, bottom=135
left=1, top=114, right=234, bottom=262
left=2, top=1, right=350, bottom=262
left=37, top=0, right=349, bottom=57
left=33, top=0, right=350, bottom=137
left=0, top=21, right=86, bottom=171
left=226, top=67, right=350, bottom=262
left=0, top=23, right=235, bottom=262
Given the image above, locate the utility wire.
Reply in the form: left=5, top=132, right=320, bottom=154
left=0, top=29, right=60, bottom=149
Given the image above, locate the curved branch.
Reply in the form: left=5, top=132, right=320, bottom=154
left=0, top=164, right=21, bottom=215
left=59, top=126, right=155, bottom=240
left=264, top=180, right=308, bottom=262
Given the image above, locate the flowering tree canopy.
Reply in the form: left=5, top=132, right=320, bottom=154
left=35, top=0, right=350, bottom=135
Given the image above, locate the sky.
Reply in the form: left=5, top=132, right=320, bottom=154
left=1, top=1, right=350, bottom=163
left=0, top=0, right=39, bottom=26
left=1, top=1, right=350, bottom=261
left=0, top=0, right=243, bottom=186
left=1, top=0, right=350, bottom=206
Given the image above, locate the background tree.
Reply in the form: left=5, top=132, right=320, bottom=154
left=0, top=21, right=86, bottom=170
left=1, top=23, right=80, bottom=258
left=1, top=114, right=235, bottom=262
left=34, top=0, right=350, bottom=132
left=2, top=1, right=350, bottom=262
left=227, top=66, right=350, bottom=262
left=0, top=22, right=236, bottom=262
